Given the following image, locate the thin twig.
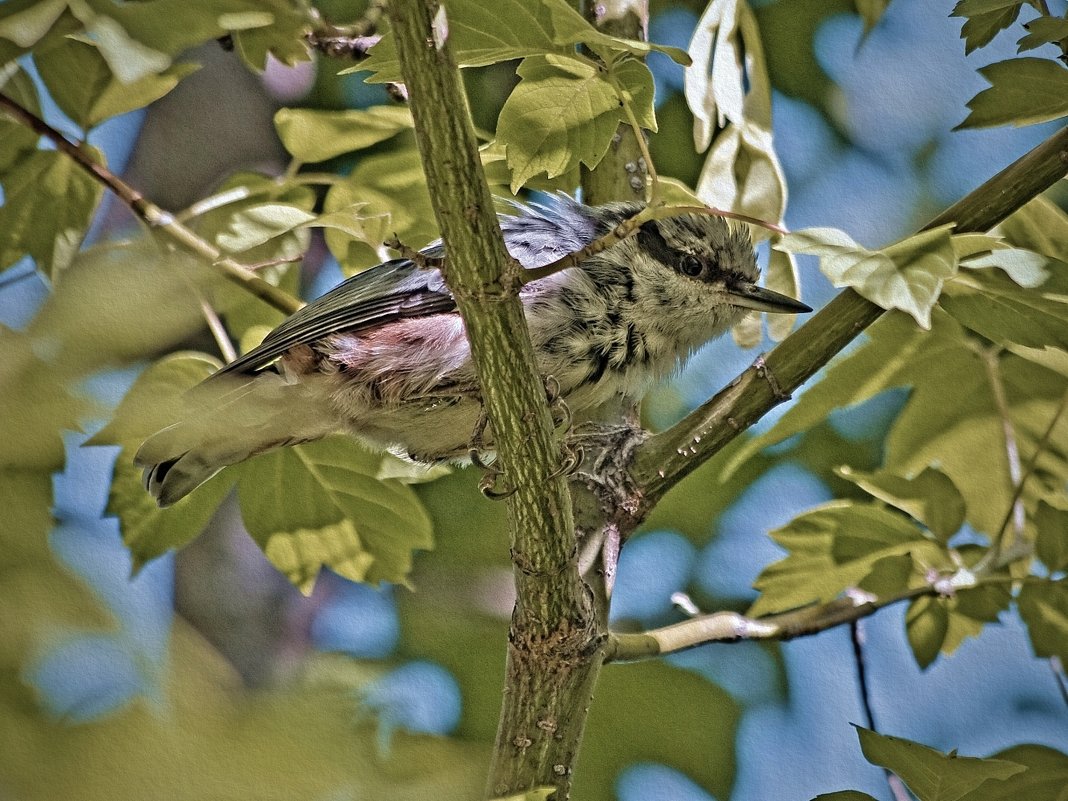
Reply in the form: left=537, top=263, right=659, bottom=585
left=0, top=92, right=303, bottom=316
left=198, top=297, right=238, bottom=363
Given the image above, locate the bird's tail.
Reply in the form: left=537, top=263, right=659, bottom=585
left=134, top=372, right=339, bottom=507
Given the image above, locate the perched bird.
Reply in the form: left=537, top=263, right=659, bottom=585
left=137, top=197, right=810, bottom=506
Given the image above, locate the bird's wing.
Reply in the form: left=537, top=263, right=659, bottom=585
left=215, top=258, right=457, bottom=378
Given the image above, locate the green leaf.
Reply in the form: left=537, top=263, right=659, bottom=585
left=214, top=203, right=317, bottom=253
left=1018, top=16, right=1068, bottom=52
left=0, top=0, right=67, bottom=48
left=35, top=35, right=197, bottom=129
left=750, top=501, right=946, bottom=616
left=958, top=744, right=1068, bottom=801
left=71, top=9, right=171, bottom=83
left=957, top=57, right=1068, bottom=129
left=856, top=727, right=1027, bottom=801
left=1035, top=498, right=1068, bottom=573
left=906, top=595, right=949, bottom=669
left=951, top=0, right=1023, bottom=54
left=0, top=64, right=41, bottom=175
left=491, top=790, right=554, bottom=801
left=724, top=308, right=1068, bottom=537
left=992, top=195, right=1068, bottom=266
left=236, top=437, right=434, bottom=592
left=837, top=466, right=965, bottom=542
left=229, top=0, right=312, bottom=70
left=777, top=226, right=957, bottom=328
left=941, top=265, right=1068, bottom=350
left=322, top=145, right=437, bottom=274
left=357, top=0, right=688, bottom=82
left=496, top=54, right=654, bottom=192
left=0, top=149, right=102, bottom=278
left=766, top=246, right=801, bottom=340
left=812, top=793, right=880, bottom=801
left=273, top=106, right=413, bottom=163
left=1018, top=579, right=1068, bottom=663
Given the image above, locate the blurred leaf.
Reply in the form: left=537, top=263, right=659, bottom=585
left=358, top=0, right=687, bottom=82
left=856, top=727, right=1026, bottom=801
left=958, top=744, right=1068, bottom=801
left=951, top=0, right=1023, bottom=54
left=1017, top=578, right=1068, bottom=663
left=1, top=621, right=488, bottom=801
left=750, top=501, right=947, bottom=616
left=0, top=329, right=90, bottom=471
left=274, top=106, right=413, bottom=163
left=229, top=0, right=312, bottom=69
left=0, top=0, right=67, bottom=49
left=68, top=8, right=171, bottom=83
left=576, top=661, right=739, bottom=801
left=35, top=35, right=197, bottom=129
left=492, top=790, right=554, bottom=801
left=778, top=226, right=957, bottom=329
left=837, top=466, right=965, bottom=542
left=854, top=0, right=891, bottom=36
left=906, top=595, right=949, bottom=669
left=1035, top=498, right=1068, bottom=573
left=0, top=64, right=41, bottom=174
left=496, top=55, right=654, bottom=192
left=813, top=793, right=880, bottom=801
left=0, top=149, right=102, bottom=278
left=91, top=353, right=238, bottom=568
left=1018, top=16, right=1068, bottom=52
left=957, top=57, right=1068, bottom=129
left=236, top=437, right=434, bottom=592
left=941, top=266, right=1068, bottom=350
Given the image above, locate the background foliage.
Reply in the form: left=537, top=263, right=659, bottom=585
left=0, top=0, right=1066, bottom=799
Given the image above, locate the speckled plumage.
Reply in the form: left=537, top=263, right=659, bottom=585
left=137, top=197, right=806, bottom=506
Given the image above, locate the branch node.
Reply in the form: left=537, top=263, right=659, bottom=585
left=753, top=353, right=790, bottom=402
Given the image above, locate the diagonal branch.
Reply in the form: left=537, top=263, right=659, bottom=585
left=630, top=125, right=1068, bottom=511
left=0, top=92, right=302, bottom=316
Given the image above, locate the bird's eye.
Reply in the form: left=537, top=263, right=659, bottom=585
left=680, top=255, right=703, bottom=277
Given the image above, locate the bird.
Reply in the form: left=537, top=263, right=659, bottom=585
left=136, top=197, right=810, bottom=506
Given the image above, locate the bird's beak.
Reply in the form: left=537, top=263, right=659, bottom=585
left=727, top=282, right=812, bottom=314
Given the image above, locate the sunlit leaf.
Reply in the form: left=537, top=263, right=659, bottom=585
left=696, top=121, right=788, bottom=231
left=0, top=0, right=67, bottom=49
left=856, top=727, right=1026, bottom=801
left=855, top=0, right=892, bottom=36
left=274, top=106, right=413, bottom=163
left=765, top=246, right=801, bottom=340
left=957, top=57, right=1068, bottom=129
left=777, top=226, right=957, bottom=328
left=236, top=437, right=434, bottom=592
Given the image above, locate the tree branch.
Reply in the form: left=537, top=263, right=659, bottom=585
left=630, top=125, right=1068, bottom=510
left=0, top=92, right=302, bottom=315
left=386, top=2, right=595, bottom=797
